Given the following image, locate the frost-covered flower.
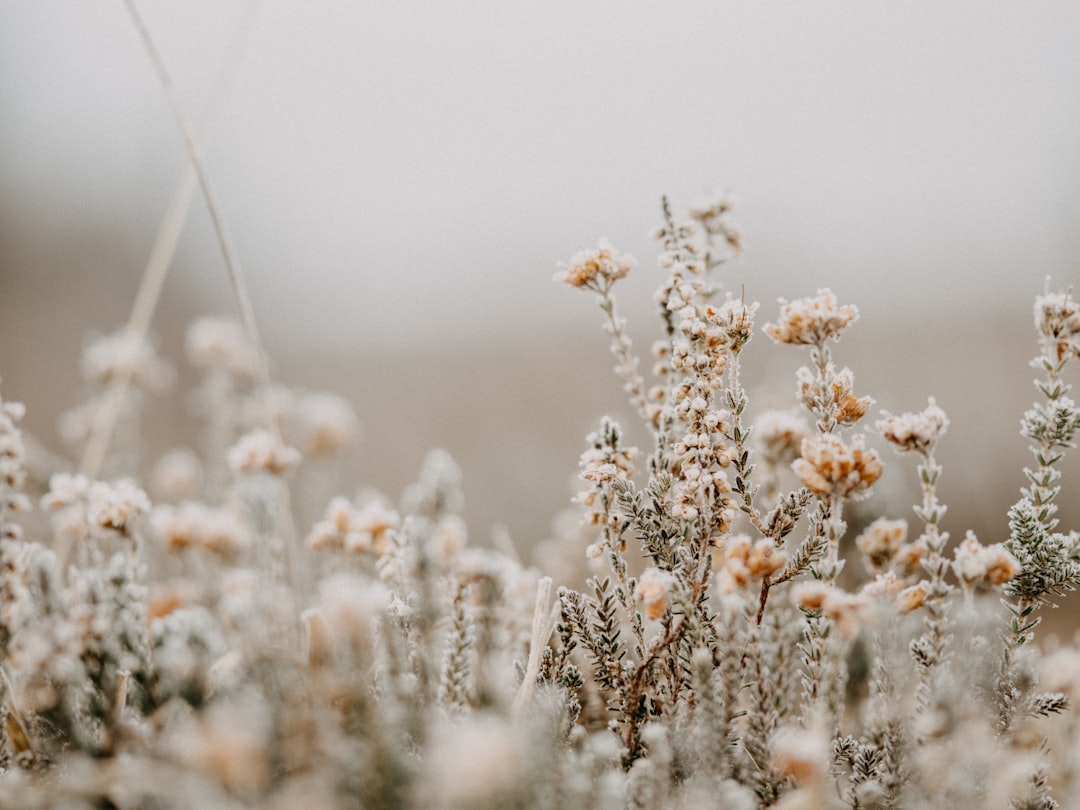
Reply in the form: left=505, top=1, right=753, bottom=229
left=791, top=434, right=883, bottom=499
left=705, top=295, right=759, bottom=352
left=292, top=392, right=361, bottom=459
left=856, top=518, right=908, bottom=571
left=635, top=567, right=678, bottom=620
left=1034, top=289, right=1080, bottom=351
left=228, top=429, right=301, bottom=477
left=687, top=192, right=743, bottom=253
left=772, top=725, right=828, bottom=785
left=81, top=330, right=174, bottom=393
left=555, top=241, right=635, bottom=290
left=792, top=581, right=868, bottom=636
left=877, top=398, right=949, bottom=455
left=41, top=472, right=92, bottom=512
left=305, top=496, right=400, bottom=557
left=952, top=531, right=1020, bottom=588
left=764, top=289, right=858, bottom=346
left=754, top=408, right=811, bottom=468
left=150, top=448, right=203, bottom=502
left=185, top=317, right=259, bottom=378
left=151, top=501, right=250, bottom=558
left=86, top=478, right=150, bottom=534
left=896, top=582, right=929, bottom=614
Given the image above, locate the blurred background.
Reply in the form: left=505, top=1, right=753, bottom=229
left=3, top=1, right=1080, bottom=563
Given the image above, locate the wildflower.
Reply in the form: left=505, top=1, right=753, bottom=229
left=796, top=365, right=872, bottom=427
left=291, top=391, right=361, bottom=458
left=860, top=571, right=904, bottom=600
left=892, top=538, right=928, bottom=577
left=952, top=531, right=1019, bottom=588
left=772, top=725, right=827, bottom=785
left=705, top=295, right=759, bottom=352
left=763, top=289, right=858, bottom=346
left=856, top=518, right=908, bottom=571
left=80, top=330, right=174, bottom=393
left=185, top=317, right=259, bottom=378
left=897, top=582, right=929, bottom=614
left=1034, top=289, right=1080, bottom=355
left=85, top=479, right=150, bottom=534
left=754, top=409, right=811, bottom=469
left=150, top=448, right=203, bottom=502
left=635, top=567, right=678, bottom=619
left=793, top=581, right=867, bottom=636
left=746, top=538, right=787, bottom=579
left=41, top=471, right=91, bottom=512
left=576, top=419, right=637, bottom=525
left=305, top=497, right=400, bottom=556
left=555, top=241, right=635, bottom=290
left=823, top=590, right=870, bottom=638
left=877, top=398, right=948, bottom=455
left=687, top=192, right=743, bottom=253
left=227, top=429, right=301, bottom=477
left=791, top=581, right=832, bottom=612
left=791, top=434, right=883, bottom=499
left=151, top=501, right=250, bottom=558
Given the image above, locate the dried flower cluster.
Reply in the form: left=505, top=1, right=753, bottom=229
left=0, top=195, right=1079, bottom=810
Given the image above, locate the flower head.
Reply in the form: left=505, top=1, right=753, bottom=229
left=705, top=294, right=759, bottom=352
left=635, top=567, right=678, bottom=620
left=952, top=531, right=1020, bottom=588
left=555, top=241, right=635, bottom=290
left=877, top=398, right=948, bottom=456
left=791, top=434, right=883, bottom=499
left=228, top=429, right=301, bottom=477
left=856, top=518, right=908, bottom=571
left=764, top=289, right=858, bottom=346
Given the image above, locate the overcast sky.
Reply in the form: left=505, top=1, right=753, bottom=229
left=3, top=1, right=1080, bottom=357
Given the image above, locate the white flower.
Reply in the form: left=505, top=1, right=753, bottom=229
left=877, top=398, right=949, bottom=455
left=764, top=289, right=858, bottom=346
left=228, top=429, right=301, bottom=477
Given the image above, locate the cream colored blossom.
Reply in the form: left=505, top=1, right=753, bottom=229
left=772, top=725, right=827, bottom=785
left=755, top=409, right=811, bottom=467
left=151, top=501, right=250, bottom=558
left=896, top=582, right=929, bottom=614
left=1035, top=289, right=1080, bottom=351
left=228, top=429, right=301, bottom=477
left=80, top=330, right=174, bottom=393
left=635, top=567, right=678, bottom=620
left=555, top=241, right=635, bottom=290
left=791, top=581, right=832, bottom=612
left=150, top=448, right=203, bottom=502
left=791, top=434, right=883, bottom=499
left=292, top=392, right=361, bottom=459
left=746, top=538, right=787, bottom=579
left=764, top=289, right=858, bottom=346
left=86, top=478, right=150, bottom=534
left=877, top=398, right=948, bottom=455
left=856, top=518, right=908, bottom=571
left=792, top=581, right=868, bottom=636
left=306, top=497, right=400, bottom=557
left=185, top=317, right=258, bottom=378
left=705, top=295, right=759, bottom=352
left=860, top=571, right=903, bottom=600
left=952, top=531, right=1019, bottom=588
